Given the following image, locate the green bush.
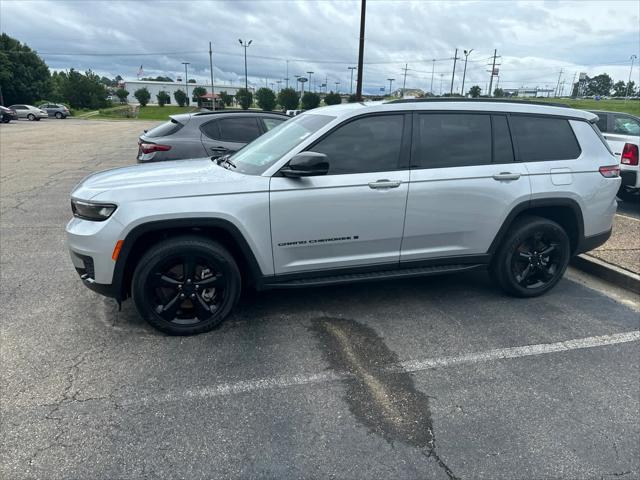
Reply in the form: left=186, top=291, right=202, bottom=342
left=115, top=88, right=129, bottom=104
left=191, top=86, right=207, bottom=106
left=347, top=94, right=357, bottom=103
left=277, top=88, right=299, bottom=111
left=174, top=89, right=188, bottom=107
left=324, top=91, right=342, bottom=105
left=218, top=91, right=233, bottom=107
left=236, top=88, right=253, bottom=110
left=134, top=87, right=151, bottom=107
left=157, top=90, right=170, bottom=106
left=256, top=87, right=276, bottom=111
left=301, top=91, right=321, bottom=110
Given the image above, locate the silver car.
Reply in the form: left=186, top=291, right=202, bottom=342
left=9, top=104, right=48, bottom=121
left=137, top=110, right=288, bottom=162
left=38, top=103, right=70, bottom=119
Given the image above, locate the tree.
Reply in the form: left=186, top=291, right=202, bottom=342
left=54, top=69, right=108, bottom=109
left=218, top=91, right=233, bottom=107
left=141, top=76, right=173, bottom=82
left=612, top=81, right=626, bottom=97
left=324, top=91, right=342, bottom=105
left=115, top=88, right=129, bottom=104
left=493, top=88, right=505, bottom=98
left=191, top=86, right=207, bottom=106
left=174, top=89, right=188, bottom=107
left=134, top=87, right=151, bottom=107
left=626, top=80, right=637, bottom=97
left=188, top=79, right=196, bottom=83
left=255, top=87, right=276, bottom=111
left=277, top=87, right=299, bottom=110
left=236, top=88, right=253, bottom=110
left=157, top=90, right=170, bottom=106
left=586, top=73, right=613, bottom=96
left=301, top=91, right=321, bottom=110
left=0, top=33, right=52, bottom=105
left=468, top=85, right=482, bottom=98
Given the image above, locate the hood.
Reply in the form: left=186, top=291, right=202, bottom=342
left=72, top=158, right=268, bottom=202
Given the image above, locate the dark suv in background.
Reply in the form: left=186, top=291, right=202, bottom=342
left=137, top=111, right=288, bottom=162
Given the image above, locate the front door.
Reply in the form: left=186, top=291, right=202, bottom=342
left=270, top=113, right=411, bottom=274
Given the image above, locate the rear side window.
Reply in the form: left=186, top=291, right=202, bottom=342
left=612, top=114, right=640, bottom=136
left=200, top=120, right=220, bottom=139
left=218, top=117, right=261, bottom=142
left=310, top=114, right=404, bottom=175
left=492, top=115, right=515, bottom=164
left=146, top=119, right=184, bottom=138
left=595, top=114, right=608, bottom=133
left=510, top=115, right=581, bottom=161
left=413, top=113, right=492, bottom=168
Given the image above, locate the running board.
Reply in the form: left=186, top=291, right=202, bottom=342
left=262, top=264, right=484, bottom=289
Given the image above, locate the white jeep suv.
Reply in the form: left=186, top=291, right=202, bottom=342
left=66, top=100, right=620, bottom=335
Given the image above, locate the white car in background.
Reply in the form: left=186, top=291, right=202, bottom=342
left=8, top=104, right=48, bottom=121
left=591, top=110, right=640, bottom=201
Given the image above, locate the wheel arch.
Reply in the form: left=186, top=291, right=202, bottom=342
left=114, top=218, right=264, bottom=301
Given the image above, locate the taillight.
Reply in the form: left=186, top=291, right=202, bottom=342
left=599, top=165, right=621, bottom=178
left=139, top=143, right=171, bottom=154
left=621, top=143, right=639, bottom=166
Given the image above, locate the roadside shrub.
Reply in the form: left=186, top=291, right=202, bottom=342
left=115, top=88, right=129, bottom=104
left=157, top=90, right=170, bottom=106
left=277, top=87, right=299, bottom=111
left=236, top=88, right=253, bottom=110
left=256, top=87, right=276, bottom=111
left=134, top=87, right=151, bottom=107
left=324, top=91, right=342, bottom=105
left=192, top=86, right=207, bottom=107
left=347, top=94, right=357, bottom=103
left=218, top=91, right=233, bottom=107
left=174, top=89, right=188, bottom=107
left=301, top=92, right=321, bottom=110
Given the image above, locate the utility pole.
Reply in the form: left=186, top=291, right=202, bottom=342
left=625, top=55, right=637, bottom=102
left=355, top=0, right=366, bottom=101
left=554, top=68, right=563, bottom=98
left=461, top=49, right=473, bottom=96
left=285, top=60, right=289, bottom=89
left=439, top=74, right=444, bottom=96
left=487, top=49, right=499, bottom=97
left=450, top=48, right=459, bottom=95
left=238, top=38, right=252, bottom=91
left=294, top=75, right=301, bottom=94
left=209, top=42, right=215, bottom=108
left=430, top=59, right=435, bottom=95
left=182, top=62, right=190, bottom=104
left=387, top=78, right=395, bottom=96
left=348, top=66, right=357, bottom=94
left=401, top=64, right=408, bottom=97
left=307, top=71, right=314, bottom=92
left=276, top=80, right=282, bottom=92
left=570, top=72, right=577, bottom=98
left=325, top=74, right=328, bottom=94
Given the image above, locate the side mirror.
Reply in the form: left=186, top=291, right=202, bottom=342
left=279, top=152, right=329, bottom=177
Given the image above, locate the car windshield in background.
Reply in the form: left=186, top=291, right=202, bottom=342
left=231, top=113, right=335, bottom=175
left=145, top=118, right=184, bottom=138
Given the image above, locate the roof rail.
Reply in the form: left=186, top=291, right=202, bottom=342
left=193, top=109, right=288, bottom=116
left=386, top=98, right=571, bottom=108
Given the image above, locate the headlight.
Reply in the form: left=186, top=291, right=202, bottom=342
left=71, top=199, right=117, bottom=221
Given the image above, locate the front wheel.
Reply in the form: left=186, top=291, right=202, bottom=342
left=490, top=216, right=570, bottom=297
left=132, top=236, right=241, bottom=335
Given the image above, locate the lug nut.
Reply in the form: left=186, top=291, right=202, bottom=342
left=180, top=293, right=186, bottom=299
left=190, top=293, right=196, bottom=299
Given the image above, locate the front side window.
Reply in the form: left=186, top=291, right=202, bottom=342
left=612, top=114, right=640, bottom=136
left=263, top=117, right=285, bottom=131
left=218, top=117, right=261, bottom=143
left=413, top=113, right=492, bottom=168
left=309, top=114, right=404, bottom=175
left=510, top=115, right=581, bottom=161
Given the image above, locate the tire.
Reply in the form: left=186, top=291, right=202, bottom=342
left=55, top=112, right=62, bottom=119
left=35, top=117, right=41, bottom=121
left=27, top=114, right=35, bottom=121
left=490, top=215, right=570, bottom=298
left=132, top=236, right=241, bottom=335
left=1, top=118, right=9, bottom=123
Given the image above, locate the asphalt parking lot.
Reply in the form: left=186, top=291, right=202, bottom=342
left=1, top=118, right=639, bottom=480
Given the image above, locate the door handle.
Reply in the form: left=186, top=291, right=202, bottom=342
left=368, top=179, right=402, bottom=189
left=492, top=172, right=521, bottom=181
left=211, top=146, right=229, bottom=152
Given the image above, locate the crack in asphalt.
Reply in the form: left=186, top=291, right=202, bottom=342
left=311, top=317, right=459, bottom=480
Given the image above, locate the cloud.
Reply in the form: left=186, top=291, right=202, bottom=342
left=1, top=0, right=638, bottom=94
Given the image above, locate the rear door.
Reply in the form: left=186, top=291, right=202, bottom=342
left=200, top=116, right=262, bottom=158
left=401, top=112, right=530, bottom=262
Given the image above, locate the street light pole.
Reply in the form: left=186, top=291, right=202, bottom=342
left=307, top=71, right=314, bottom=92
left=430, top=59, right=435, bottom=95
left=238, top=39, right=252, bottom=91
left=182, top=62, right=190, bottom=104
left=387, top=78, right=395, bottom=96
left=461, top=49, right=473, bottom=96
left=355, top=0, right=366, bottom=101
left=625, top=54, right=637, bottom=102
left=209, top=42, right=215, bottom=108
left=348, top=66, right=356, bottom=94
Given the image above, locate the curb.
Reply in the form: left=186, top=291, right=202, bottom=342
left=571, top=254, right=640, bottom=295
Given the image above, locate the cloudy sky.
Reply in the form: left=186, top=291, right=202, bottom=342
left=2, top=0, right=639, bottom=95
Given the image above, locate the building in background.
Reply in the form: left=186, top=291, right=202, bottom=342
left=119, top=79, right=250, bottom=105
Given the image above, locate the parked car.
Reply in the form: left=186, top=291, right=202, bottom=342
left=38, top=103, right=70, bottom=119
left=8, top=104, right=48, bottom=121
left=286, top=109, right=303, bottom=116
left=0, top=106, right=18, bottom=123
left=590, top=110, right=640, bottom=201
left=67, top=99, right=620, bottom=335
left=137, top=110, right=288, bottom=163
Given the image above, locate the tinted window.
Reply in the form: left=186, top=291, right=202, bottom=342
left=492, top=115, right=515, bottom=164
left=263, top=117, right=285, bottom=131
left=511, top=115, right=581, bottom=161
left=310, top=114, right=404, bottom=175
left=218, top=117, right=261, bottom=142
left=146, top=119, right=184, bottom=138
left=612, top=114, right=640, bottom=136
left=200, top=120, right=220, bottom=139
left=414, top=114, right=491, bottom=168
left=595, top=114, right=608, bottom=132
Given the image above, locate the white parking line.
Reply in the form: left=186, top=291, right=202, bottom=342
left=127, top=331, right=640, bottom=406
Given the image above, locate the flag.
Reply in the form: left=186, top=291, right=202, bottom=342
left=137, top=65, right=144, bottom=78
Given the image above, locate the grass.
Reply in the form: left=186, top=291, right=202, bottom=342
left=136, top=105, right=198, bottom=120
left=510, top=97, right=640, bottom=116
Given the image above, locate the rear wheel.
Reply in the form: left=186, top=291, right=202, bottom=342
left=55, top=112, right=62, bottom=119
left=490, top=216, right=570, bottom=297
left=132, top=236, right=241, bottom=335
left=27, top=114, right=35, bottom=121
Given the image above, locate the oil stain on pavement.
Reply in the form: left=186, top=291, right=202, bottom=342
left=311, top=317, right=458, bottom=479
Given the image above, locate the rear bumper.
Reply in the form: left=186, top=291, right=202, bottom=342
left=576, top=228, right=612, bottom=255
left=620, top=170, right=638, bottom=189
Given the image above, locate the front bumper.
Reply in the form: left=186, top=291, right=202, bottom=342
left=71, top=252, right=119, bottom=298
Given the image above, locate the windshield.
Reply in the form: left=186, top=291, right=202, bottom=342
left=231, top=113, right=335, bottom=175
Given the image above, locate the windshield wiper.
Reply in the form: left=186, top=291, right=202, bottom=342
left=214, top=154, right=236, bottom=169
